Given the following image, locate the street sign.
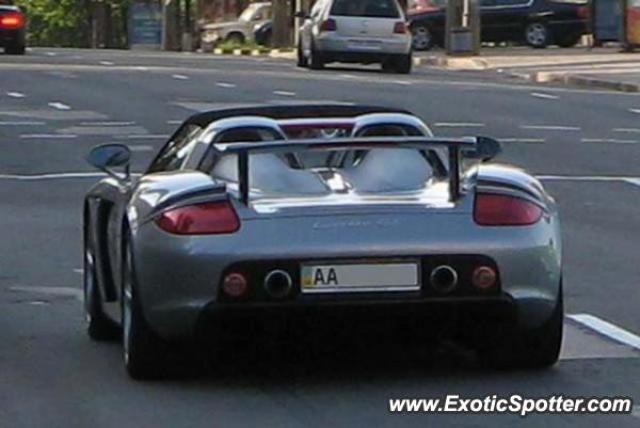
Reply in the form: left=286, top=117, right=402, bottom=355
left=129, top=0, right=162, bottom=49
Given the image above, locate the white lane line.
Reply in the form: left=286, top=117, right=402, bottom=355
left=582, top=138, right=638, bottom=144
left=8, top=286, right=83, bottom=301
left=6, top=92, right=25, bottom=98
left=568, top=314, right=640, bottom=351
left=48, top=102, right=71, bottom=111
left=215, top=82, right=236, bottom=88
left=530, top=92, right=559, bottom=100
left=500, top=138, right=545, bottom=143
left=99, top=61, right=115, bottom=66
left=0, top=172, right=141, bottom=181
left=626, top=179, right=640, bottom=187
left=273, top=90, right=296, bottom=97
left=80, top=121, right=136, bottom=126
left=167, top=120, right=183, bottom=125
left=73, top=268, right=83, bottom=274
left=340, top=74, right=357, bottom=79
left=521, top=125, right=581, bottom=131
left=0, top=121, right=45, bottom=126
left=20, top=134, right=77, bottom=139
left=172, top=74, right=189, bottom=80
left=613, top=128, right=640, bottom=133
left=45, top=52, right=57, bottom=57
left=630, top=108, right=640, bottom=114
left=393, top=80, right=413, bottom=86
left=433, top=122, right=485, bottom=128
left=125, top=134, right=169, bottom=139
left=538, top=175, right=640, bottom=188
left=128, top=144, right=154, bottom=152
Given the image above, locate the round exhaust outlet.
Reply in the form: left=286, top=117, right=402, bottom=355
left=263, top=270, right=293, bottom=299
left=430, top=265, right=458, bottom=293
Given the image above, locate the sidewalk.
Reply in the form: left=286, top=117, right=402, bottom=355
left=416, top=47, right=640, bottom=92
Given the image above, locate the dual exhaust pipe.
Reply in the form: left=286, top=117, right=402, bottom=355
left=263, top=269, right=293, bottom=299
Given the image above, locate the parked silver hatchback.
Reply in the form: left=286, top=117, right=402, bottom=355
left=296, top=0, right=413, bottom=73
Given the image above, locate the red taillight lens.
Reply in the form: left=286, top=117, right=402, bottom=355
left=0, top=12, right=25, bottom=29
left=155, top=201, right=240, bottom=235
left=394, top=22, right=407, bottom=34
left=320, top=18, right=336, bottom=32
left=474, top=194, right=543, bottom=226
left=472, top=266, right=497, bottom=290
left=222, top=273, right=248, bottom=298
left=577, top=6, right=590, bottom=19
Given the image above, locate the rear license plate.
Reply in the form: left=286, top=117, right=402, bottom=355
left=347, top=39, right=382, bottom=50
left=301, top=261, right=419, bottom=293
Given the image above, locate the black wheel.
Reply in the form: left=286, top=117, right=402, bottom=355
left=297, top=42, right=308, bottom=68
left=309, top=42, right=324, bottom=70
left=225, top=32, right=245, bottom=45
left=5, top=41, right=26, bottom=55
left=557, top=33, right=581, bottom=48
left=122, top=235, right=168, bottom=380
left=84, top=225, right=119, bottom=341
left=412, top=25, right=433, bottom=51
left=524, top=22, right=549, bottom=48
left=394, top=53, right=412, bottom=74
left=478, top=283, right=563, bottom=369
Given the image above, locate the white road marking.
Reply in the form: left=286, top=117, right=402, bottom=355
left=0, top=121, right=45, bottom=126
left=530, top=92, right=559, bottom=100
left=0, top=172, right=145, bottom=180
left=99, top=61, right=115, bottom=66
left=339, top=74, right=357, bottom=79
left=45, top=52, right=57, bottom=56
left=393, top=80, right=412, bottom=86
left=582, top=138, right=638, bottom=144
left=126, top=134, right=169, bottom=139
left=626, top=178, right=640, bottom=187
left=80, top=121, right=136, bottom=126
left=8, top=286, right=83, bottom=301
left=73, top=269, right=83, bottom=274
left=630, top=108, right=640, bottom=114
left=521, top=125, right=581, bottom=131
left=48, top=102, right=71, bottom=111
left=20, top=134, right=77, bottom=139
left=273, top=90, right=296, bottom=97
left=215, top=82, right=236, bottom=88
left=128, top=144, right=154, bottom=152
left=499, top=138, right=545, bottom=143
left=433, top=122, right=485, bottom=128
left=166, top=120, right=183, bottom=125
left=537, top=175, right=640, bottom=188
left=6, top=92, right=25, bottom=98
left=568, top=314, right=640, bottom=351
left=613, top=128, right=640, bottom=133
left=172, top=74, right=189, bottom=80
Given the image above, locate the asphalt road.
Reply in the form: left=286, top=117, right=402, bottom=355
left=1, top=48, right=639, bottom=428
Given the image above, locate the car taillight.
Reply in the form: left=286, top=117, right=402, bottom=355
left=320, top=18, right=336, bottom=32
left=577, top=5, right=590, bottom=19
left=394, top=22, right=407, bottom=34
left=474, top=193, right=543, bottom=226
left=0, top=12, right=25, bottom=29
left=155, top=201, right=240, bottom=235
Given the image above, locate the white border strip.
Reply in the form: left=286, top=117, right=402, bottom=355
left=568, top=314, right=640, bottom=351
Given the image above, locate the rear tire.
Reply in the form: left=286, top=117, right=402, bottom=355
left=524, top=22, right=549, bottom=48
left=84, top=226, right=119, bottom=341
left=5, top=40, right=26, bottom=55
left=412, top=25, right=434, bottom=51
left=297, top=43, right=308, bottom=68
left=122, top=235, right=168, bottom=380
left=478, top=282, right=563, bottom=369
left=394, top=53, right=412, bottom=74
left=309, top=42, right=324, bottom=70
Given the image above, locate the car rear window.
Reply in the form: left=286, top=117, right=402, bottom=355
left=330, top=0, right=401, bottom=18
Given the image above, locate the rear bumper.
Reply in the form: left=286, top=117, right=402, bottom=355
left=0, top=28, right=24, bottom=46
left=314, top=34, right=411, bottom=61
left=319, top=50, right=409, bottom=64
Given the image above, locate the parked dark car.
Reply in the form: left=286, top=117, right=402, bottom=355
left=0, top=0, right=26, bottom=54
left=254, top=20, right=272, bottom=46
left=409, top=0, right=590, bottom=50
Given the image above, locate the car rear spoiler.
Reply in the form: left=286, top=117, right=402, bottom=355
left=212, top=136, right=482, bottom=205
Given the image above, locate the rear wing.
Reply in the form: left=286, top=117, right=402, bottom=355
left=212, top=136, right=478, bottom=205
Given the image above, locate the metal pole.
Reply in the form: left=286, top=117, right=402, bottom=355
left=238, top=151, right=250, bottom=205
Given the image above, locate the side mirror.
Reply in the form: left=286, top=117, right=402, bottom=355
left=294, top=10, right=309, bottom=19
left=87, top=144, right=131, bottom=182
left=465, top=136, right=502, bottom=162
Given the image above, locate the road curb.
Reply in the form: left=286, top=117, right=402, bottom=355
left=204, top=47, right=295, bottom=59
left=413, top=55, right=489, bottom=70
left=531, top=71, right=640, bottom=93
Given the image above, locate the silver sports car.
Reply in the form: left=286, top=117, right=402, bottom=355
left=83, top=104, right=563, bottom=379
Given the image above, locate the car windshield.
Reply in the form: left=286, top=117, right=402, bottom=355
left=239, top=4, right=262, bottom=21
left=330, top=0, right=401, bottom=18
